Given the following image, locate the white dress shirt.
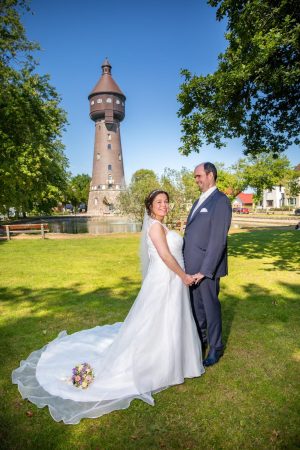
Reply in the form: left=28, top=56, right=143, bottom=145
left=191, top=186, right=217, bottom=218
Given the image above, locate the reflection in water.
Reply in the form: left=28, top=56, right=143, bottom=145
left=46, top=218, right=271, bottom=235
left=48, top=218, right=142, bottom=234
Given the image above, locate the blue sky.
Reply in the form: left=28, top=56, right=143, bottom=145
left=22, top=0, right=299, bottom=183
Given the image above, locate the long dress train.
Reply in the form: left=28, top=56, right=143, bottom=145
left=12, top=221, right=204, bottom=424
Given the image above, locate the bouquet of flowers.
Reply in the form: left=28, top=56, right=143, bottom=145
left=71, top=363, right=94, bottom=389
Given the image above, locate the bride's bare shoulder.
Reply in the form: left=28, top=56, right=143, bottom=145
left=148, top=221, right=168, bottom=239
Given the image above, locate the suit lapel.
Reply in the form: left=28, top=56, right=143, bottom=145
left=187, top=189, right=219, bottom=225
left=186, top=199, right=199, bottom=225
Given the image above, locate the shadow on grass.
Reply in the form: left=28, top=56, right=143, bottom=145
left=0, top=277, right=140, bottom=360
left=1, top=229, right=300, bottom=448
left=228, top=229, right=300, bottom=272
left=1, top=280, right=299, bottom=449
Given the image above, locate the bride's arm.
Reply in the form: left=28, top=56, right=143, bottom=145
left=149, top=222, right=194, bottom=286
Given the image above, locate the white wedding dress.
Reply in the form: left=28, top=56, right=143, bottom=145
left=12, top=219, right=204, bottom=424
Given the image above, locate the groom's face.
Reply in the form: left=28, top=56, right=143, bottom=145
left=194, top=165, right=214, bottom=192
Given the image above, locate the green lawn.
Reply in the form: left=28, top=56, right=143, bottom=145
left=0, top=230, right=299, bottom=449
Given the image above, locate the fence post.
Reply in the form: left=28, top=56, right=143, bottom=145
left=5, top=225, right=10, bottom=240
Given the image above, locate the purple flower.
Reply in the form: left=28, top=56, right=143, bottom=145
left=71, top=363, right=94, bottom=389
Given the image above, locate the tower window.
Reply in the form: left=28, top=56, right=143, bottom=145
left=116, top=99, right=120, bottom=105
left=107, top=134, right=111, bottom=140
left=108, top=164, right=112, bottom=171
left=96, top=153, right=100, bottom=160
left=122, top=102, right=124, bottom=106
left=91, top=100, right=95, bottom=105
left=106, top=98, right=112, bottom=103
left=107, top=144, right=112, bottom=150
left=97, top=98, right=102, bottom=104
left=118, top=154, right=121, bottom=160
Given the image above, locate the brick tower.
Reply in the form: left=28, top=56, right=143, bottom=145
left=87, top=58, right=126, bottom=215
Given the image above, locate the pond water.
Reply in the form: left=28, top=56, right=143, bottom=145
left=47, top=217, right=142, bottom=234
left=42, top=217, right=271, bottom=234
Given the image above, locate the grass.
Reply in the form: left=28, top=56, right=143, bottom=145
left=0, top=230, right=299, bottom=450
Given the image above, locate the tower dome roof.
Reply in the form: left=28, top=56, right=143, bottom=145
left=89, top=58, right=125, bottom=99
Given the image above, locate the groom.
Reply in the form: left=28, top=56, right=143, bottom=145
left=183, top=162, right=232, bottom=367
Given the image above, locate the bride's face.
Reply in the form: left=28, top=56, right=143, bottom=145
left=151, top=193, right=169, bottom=220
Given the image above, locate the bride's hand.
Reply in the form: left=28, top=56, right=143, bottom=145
left=182, top=274, right=195, bottom=286
left=192, top=272, right=205, bottom=284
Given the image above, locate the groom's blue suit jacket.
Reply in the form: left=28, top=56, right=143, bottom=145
left=183, top=189, right=232, bottom=279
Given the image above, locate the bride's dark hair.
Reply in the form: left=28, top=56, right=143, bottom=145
left=145, top=190, right=170, bottom=216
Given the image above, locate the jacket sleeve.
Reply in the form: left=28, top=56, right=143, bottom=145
left=200, top=196, right=232, bottom=278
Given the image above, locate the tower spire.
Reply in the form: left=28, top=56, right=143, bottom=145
left=101, top=57, right=112, bottom=74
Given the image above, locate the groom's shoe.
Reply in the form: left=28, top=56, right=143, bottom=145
left=203, top=349, right=224, bottom=367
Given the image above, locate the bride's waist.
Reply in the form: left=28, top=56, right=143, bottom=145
left=149, top=254, right=185, bottom=270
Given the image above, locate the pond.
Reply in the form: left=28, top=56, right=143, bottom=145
left=47, top=217, right=142, bottom=234
left=41, top=216, right=275, bottom=234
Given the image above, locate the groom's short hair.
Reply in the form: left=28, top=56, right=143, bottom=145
left=203, top=162, right=217, bottom=181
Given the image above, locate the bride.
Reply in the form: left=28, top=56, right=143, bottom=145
left=12, top=189, right=204, bottom=424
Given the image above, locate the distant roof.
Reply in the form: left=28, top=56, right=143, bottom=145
left=237, top=193, right=254, bottom=204
left=89, top=58, right=125, bottom=99
left=294, top=163, right=300, bottom=172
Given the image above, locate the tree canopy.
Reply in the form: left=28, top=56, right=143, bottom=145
left=0, top=0, right=69, bottom=216
left=118, top=169, right=159, bottom=221
left=234, top=153, right=291, bottom=204
left=118, top=156, right=296, bottom=221
left=66, top=174, right=91, bottom=211
left=178, top=0, right=300, bottom=158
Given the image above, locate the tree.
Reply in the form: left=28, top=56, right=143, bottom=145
left=118, top=169, right=159, bottom=221
left=180, top=168, right=199, bottom=206
left=160, top=168, right=186, bottom=223
left=283, top=166, right=300, bottom=207
left=238, top=154, right=291, bottom=205
left=66, top=174, right=91, bottom=211
left=0, top=0, right=69, bottom=216
left=214, top=162, right=247, bottom=201
left=178, top=0, right=300, bottom=158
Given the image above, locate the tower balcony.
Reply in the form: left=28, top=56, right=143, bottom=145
left=89, top=93, right=125, bottom=123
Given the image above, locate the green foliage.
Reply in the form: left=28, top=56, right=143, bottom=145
left=66, top=173, right=91, bottom=210
left=180, top=167, right=199, bottom=203
left=236, top=153, right=291, bottom=204
left=0, top=0, right=69, bottom=216
left=118, top=169, right=159, bottom=221
left=160, top=167, right=186, bottom=222
left=118, top=168, right=198, bottom=222
left=178, top=0, right=300, bottom=157
left=214, top=162, right=247, bottom=200
left=283, top=168, right=300, bottom=199
left=118, top=155, right=296, bottom=221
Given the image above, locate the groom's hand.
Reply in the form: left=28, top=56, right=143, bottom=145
left=183, top=274, right=196, bottom=286
left=192, top=272, right=205, bottom=284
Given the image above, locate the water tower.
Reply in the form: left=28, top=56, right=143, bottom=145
left=87, top=58, right=126, bottom=215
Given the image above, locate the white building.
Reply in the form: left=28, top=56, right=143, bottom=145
left=261, top=166, right=300, bottom=209
left=262, top=186, right=286, bottom=208
left=261, top=185, right=300, bottom=209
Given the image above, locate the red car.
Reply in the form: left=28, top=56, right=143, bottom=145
left=232, top=207, right=250, bottom=214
